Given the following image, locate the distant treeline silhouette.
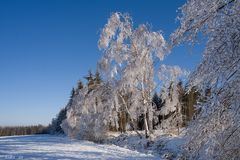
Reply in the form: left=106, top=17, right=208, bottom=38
left=0, top=125, right=49, bottom=136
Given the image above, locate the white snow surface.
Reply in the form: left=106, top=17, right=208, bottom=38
left=106, top=130, right=186, bottom=159
left=0, top=134, right=158, bottom=160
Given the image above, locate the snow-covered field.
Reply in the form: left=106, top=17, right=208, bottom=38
left=0, top=135, right=158, bottom=160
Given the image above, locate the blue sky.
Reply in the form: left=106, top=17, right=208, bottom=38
left=0, top=0, right=202, bottom=126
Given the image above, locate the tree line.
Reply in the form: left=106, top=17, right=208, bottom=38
left=0, top=125, right=49, bottom=137
left=50, top=69, right=204, bottom=138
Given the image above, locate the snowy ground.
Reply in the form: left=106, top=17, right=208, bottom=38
left=0, top=135, right=158, bottom=160
left=106, top=129, right=186, bottom=159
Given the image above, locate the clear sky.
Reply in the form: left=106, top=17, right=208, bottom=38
left=0, top=0, right=202, bottom=126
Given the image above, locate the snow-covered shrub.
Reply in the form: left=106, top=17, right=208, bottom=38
left=62, top=82, right=118, bottom=142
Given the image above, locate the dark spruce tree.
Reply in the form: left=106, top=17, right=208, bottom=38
left=49, top=107, right=67, bottom=134
left=152, top=92, right=162, bottom=110
left=84, top=70, right=94, bottom=87
left=84, top=70, right=95, bottom=92
left=152, top=92, right=164, bottom=129
left=77, top=80, right=84, bottom=91
left=94, top=70, right=102, bottom=85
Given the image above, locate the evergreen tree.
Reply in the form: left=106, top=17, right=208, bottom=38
left=55, top=107, right=67, bottom=133
left=77, top=80, right=84, bottom=91
left=50, top=107, right=67, bottom=134
left=94, top=70, right=102, bottom=85
left=84, top=70, right=95, bottom=92
left=69, top=88, right=75, bottom=106
left=75, top=81, right=83, bottom=95
left=182, top=86, right=199, bottom=124
left=85, top=70, right=94, bottom=86
left=152, top=92, right=162, bottom=110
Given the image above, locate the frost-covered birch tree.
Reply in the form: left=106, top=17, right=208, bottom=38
left=98, top=12, right=174, bottom=138
left=171, top=0, right=240, bottom=159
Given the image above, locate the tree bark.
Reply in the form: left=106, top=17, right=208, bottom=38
left=143, top=113, right=149, bottom=138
